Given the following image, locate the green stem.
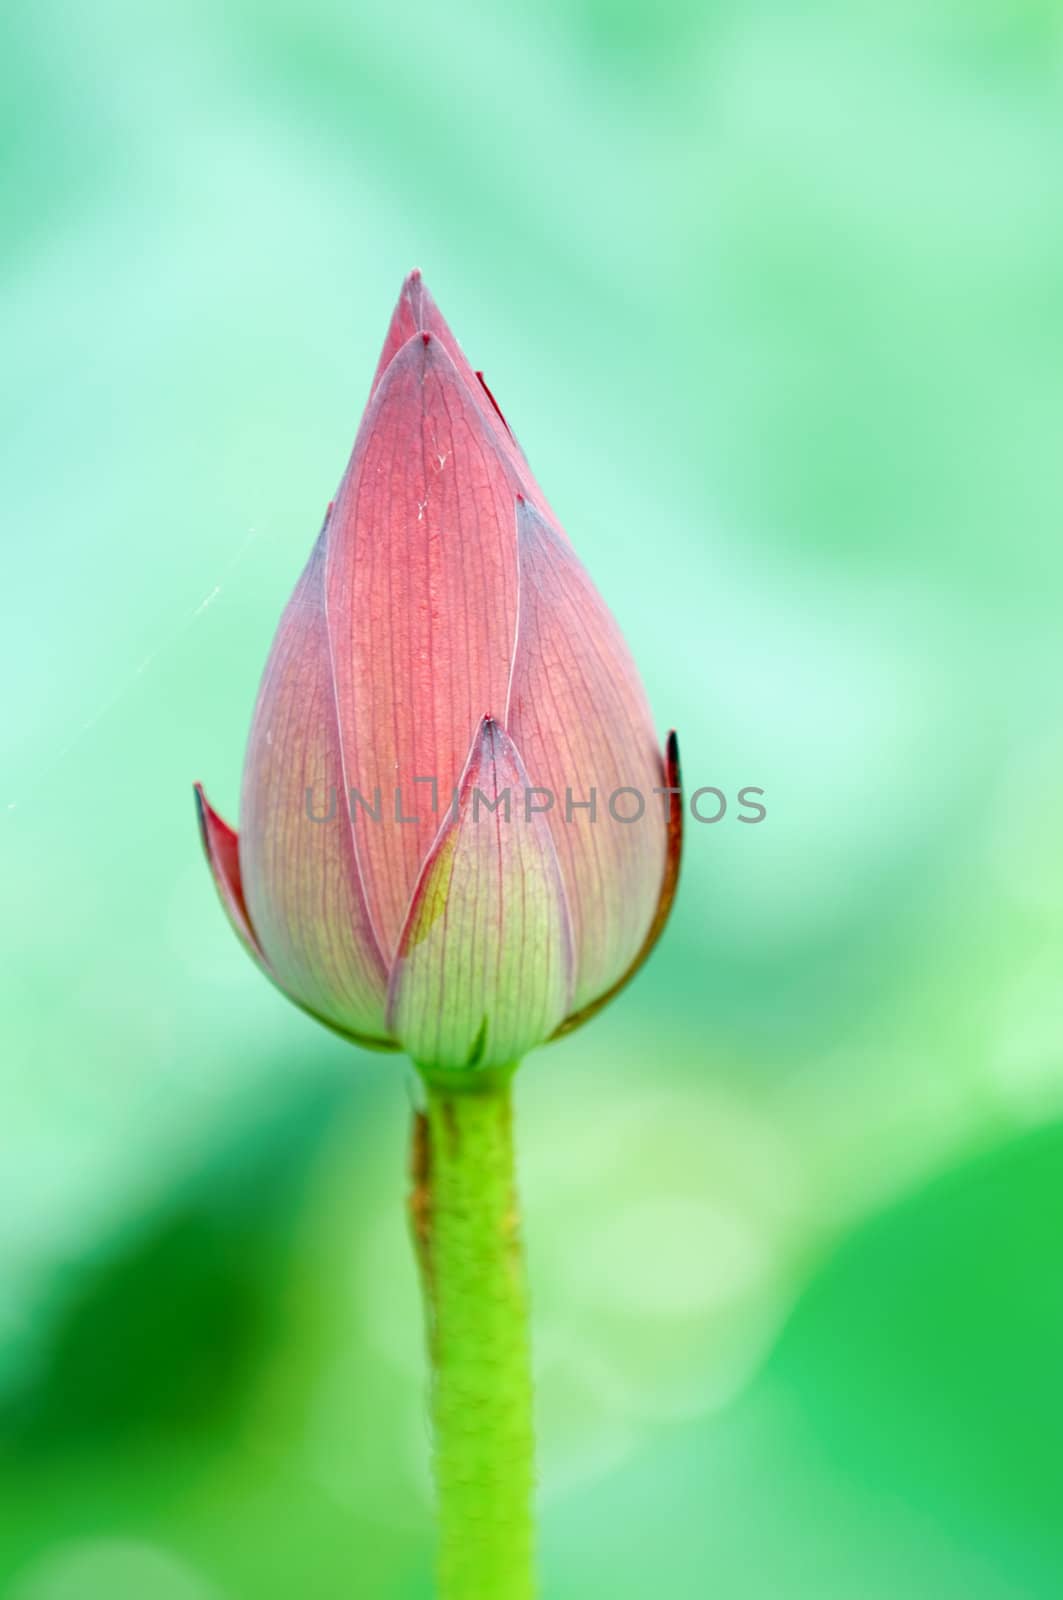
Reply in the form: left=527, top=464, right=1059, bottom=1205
left=408, top=1070, right=536, bottom=1600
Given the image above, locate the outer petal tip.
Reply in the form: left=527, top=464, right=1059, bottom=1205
left=475, top=368, right=514, bottom=437
left=193, top=783, right=268, bottom=967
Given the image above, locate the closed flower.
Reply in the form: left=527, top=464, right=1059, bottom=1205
left=196, top=272, right=681, bottom=1076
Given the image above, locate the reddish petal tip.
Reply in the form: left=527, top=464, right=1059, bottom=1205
left=192, top=779, right=210, bottom=850
left=475, top=369, right=512, bottom=435
left=421, top=331, right=431, bottom=346
left=193, top=782, right=268, bottom=967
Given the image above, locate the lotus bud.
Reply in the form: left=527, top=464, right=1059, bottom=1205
left=195, top=272, right=681, bottom=1077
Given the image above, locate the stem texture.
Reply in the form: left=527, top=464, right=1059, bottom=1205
left=409, top=1072, right=535, bottom=1600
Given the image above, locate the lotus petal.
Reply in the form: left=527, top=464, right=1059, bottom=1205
left=506, top=498, right=667, bottom=1012
left=326, top=334, right=524, bottom=958
left=388, top=717, right=573, bottom=1074
left=239, top=522, right=392, bottom=1043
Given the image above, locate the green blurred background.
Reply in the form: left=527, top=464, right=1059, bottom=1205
left=4, top=2, right=1063, bottom=1595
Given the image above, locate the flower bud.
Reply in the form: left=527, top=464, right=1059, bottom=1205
left=196, top=272, right=681, bottom=1075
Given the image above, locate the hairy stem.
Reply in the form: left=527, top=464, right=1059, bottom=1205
left=409, top=1070, right=536, bottom=1600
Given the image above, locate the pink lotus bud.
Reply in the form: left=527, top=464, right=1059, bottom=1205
left=196, top=272, right=681, bottom=1075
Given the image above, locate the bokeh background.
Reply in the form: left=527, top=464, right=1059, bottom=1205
left=4, top=2, right=1063, bottom=1595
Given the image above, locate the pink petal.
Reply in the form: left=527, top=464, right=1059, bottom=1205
left=387, top=717, right=573, bottom=1073
left=505, top=498, right=668, bottom=1012
left=553, top=729, right=683, bottom=1037
left=239, top=522, right=392, bottom=1043
left=326, top=332, right=523, bottom=959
